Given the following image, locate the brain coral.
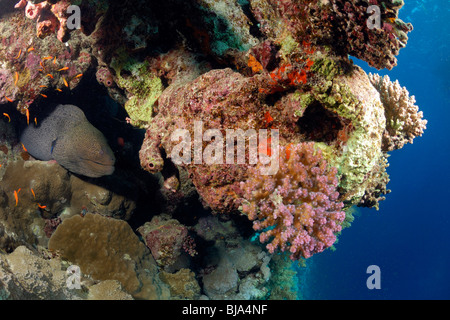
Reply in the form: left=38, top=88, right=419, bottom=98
left=241, top=143, right=345, bottom=260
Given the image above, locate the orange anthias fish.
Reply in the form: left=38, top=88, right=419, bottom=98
left=31, top=188, right=36, bottom=199
left=14, top=188, right=21, bottom=206
left=26, top=108, right=29, bottom=125
left=58, top=67, right=69, bottom=72
left=3, top=113, right=11, bottom=122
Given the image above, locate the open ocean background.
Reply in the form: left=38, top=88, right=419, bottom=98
left=299, top=0, right=450, bottom=300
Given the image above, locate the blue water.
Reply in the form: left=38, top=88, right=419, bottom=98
left=300, top=0, right=450, bottom=300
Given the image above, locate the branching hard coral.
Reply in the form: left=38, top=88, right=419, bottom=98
left=240, top=143, right=345, bottom=260
left=369, top=73, right=427, bottom=151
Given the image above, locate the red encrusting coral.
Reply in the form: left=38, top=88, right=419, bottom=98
left=241, top=142, right=345, bottom=260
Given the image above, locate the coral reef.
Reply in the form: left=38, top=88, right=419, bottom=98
left=0, top=0, right=428, bottom=300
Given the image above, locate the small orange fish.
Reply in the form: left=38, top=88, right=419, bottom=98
left=14, top=190, right=19, bottom=206
left=38, top=204, right=47, bottom=209
left=39, top=85, right=47, bottom=88
left=34, top=117, right=37, bottom=125
left=63, top=78, right=68, bottom=87
left=58, top=67, right=69, bottom=71
left=14, top=72, right=19, bottom=86
left=21, top=143, right=27, bottom=152
left=15, top=49, right=21, bottom=59
left=27, top=47, right=35, bottom=52
left=46, top=74, right=54, bottom=79
left=26, top=108, right=29, bottom=125
left=31, top=188, right=36, bottom=199
left=74, top=73, right=83, bottom=79
left=40, top=94, right=47, bottom=98
left=55, top=88, right=62, bottom=92
left=40, top=61, right=45, bottom=69
left=3, top=113, right=11, bottom=122
left=53, top=57, right=57, bottom=64
left=43, top=56, right=53, bottom=60
left=5, top=96, right=13, bottom=103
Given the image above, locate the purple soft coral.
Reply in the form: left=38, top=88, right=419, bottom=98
left=241, top=143, right=345, bottom=260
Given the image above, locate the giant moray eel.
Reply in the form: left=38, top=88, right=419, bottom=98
left=20, top=104, right=115, bottom=178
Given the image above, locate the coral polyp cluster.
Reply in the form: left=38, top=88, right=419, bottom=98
left=241, top=143, right=345, bottom=260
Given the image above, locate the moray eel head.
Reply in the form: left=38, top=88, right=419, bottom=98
left=52, top=121, right=116, bottom=178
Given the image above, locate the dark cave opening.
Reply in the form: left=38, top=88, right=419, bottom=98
left=297, top=102, right=344, bottom=143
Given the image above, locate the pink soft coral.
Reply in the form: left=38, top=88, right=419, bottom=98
left=241, top=142, right=345, bottom=260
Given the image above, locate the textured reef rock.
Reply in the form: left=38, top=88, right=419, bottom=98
left=137, top=214, right=190, bottom=270
left=0, top=245, right=133, bottom=300
left=0, top=0, right=427, bottom=299
left=193, top=215, right=273, bottom=300
left=48, top=213, right=171, bottom=299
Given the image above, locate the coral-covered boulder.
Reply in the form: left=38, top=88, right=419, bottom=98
left=48, top=213, right=170, bottom=299
left=137, top=214, right=189, bottom=268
